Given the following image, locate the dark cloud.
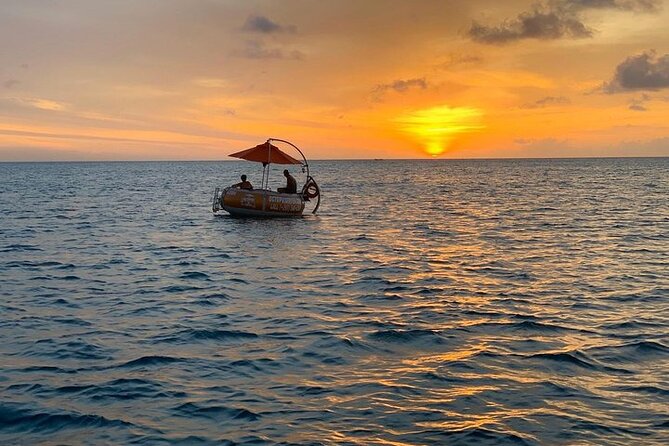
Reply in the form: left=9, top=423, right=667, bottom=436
left=234, top=40, right=304, bottom=60
left=469, top=9, right=592, bottom=44
left=3, top=79, right=20, bottom=89
left=602, top=51, right=669, bottom=93
left=371, top=78, right=427, bottom=101
left=628, top=93, right=651, bottom=110
left=439, top=54, right=484, bottom=68
left=383, top=78, right=427, bottom=93
left=242, top=15, right=296, bottom=34
left=562, top=0, right=661, bottom=12
left=469, top=0, right=661, bottom=44
left=522, top=96, right=571, bottom=108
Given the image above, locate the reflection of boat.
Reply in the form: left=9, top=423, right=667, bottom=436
left=212, top=138, right=321, bottom=217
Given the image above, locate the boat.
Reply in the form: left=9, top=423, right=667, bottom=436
left=212, top=138, right=321, bottom=217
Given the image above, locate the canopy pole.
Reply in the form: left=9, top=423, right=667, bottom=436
left=265, top=139, right=272, bottom=190
left=261, top=164, right=266, bottom=190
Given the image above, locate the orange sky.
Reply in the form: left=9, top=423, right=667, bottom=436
left=1, top=0, right=668, bottom=160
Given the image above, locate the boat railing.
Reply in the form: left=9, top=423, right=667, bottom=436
left=212, top=187, right=223, bottom=212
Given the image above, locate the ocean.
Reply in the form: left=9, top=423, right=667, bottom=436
left=0, top=158, right=668, bottom=445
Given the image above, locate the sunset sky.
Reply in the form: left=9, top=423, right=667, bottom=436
left=1, top=0, right=669, bottom=160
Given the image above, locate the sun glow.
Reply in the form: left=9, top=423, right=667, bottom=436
left=395, top=106, right=484, bottom=156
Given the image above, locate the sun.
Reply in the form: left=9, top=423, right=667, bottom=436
left=395, top=105, right=484, bottom=156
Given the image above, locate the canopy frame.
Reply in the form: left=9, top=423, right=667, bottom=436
left=230, top=138, right=309, bottom=190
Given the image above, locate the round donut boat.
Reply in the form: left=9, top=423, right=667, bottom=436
left=218, top=188, right=305, bottom=217
left=212, top=138, right=320, bottom=217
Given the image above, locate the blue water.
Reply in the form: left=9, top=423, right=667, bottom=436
left=1, top=158, right=668, bottom=445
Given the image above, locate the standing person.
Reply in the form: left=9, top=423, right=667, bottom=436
left=277, top=169, right=297, bottom=194
left=232, top=174, right=253, bottom=190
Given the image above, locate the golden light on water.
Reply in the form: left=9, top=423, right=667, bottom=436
left=395, top=106, right=484, bottom=156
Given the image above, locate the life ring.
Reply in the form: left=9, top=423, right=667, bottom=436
left=302, top=178, right=320, bottom=199
left=305, top=183, right=319, bottom=199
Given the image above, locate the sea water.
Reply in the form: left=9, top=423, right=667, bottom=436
left=0, top=158, right=668, bottom=445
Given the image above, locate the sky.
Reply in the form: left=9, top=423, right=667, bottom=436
left=1, top=0, right=669, bottom=160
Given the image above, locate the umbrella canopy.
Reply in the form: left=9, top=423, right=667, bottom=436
left=229, top=141, right=302, bottom=165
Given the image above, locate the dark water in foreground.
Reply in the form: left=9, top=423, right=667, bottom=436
left=1, top=158, right=668, bottom=445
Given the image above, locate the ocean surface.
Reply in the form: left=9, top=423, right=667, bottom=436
left=1, top=158, right=668, bottom=445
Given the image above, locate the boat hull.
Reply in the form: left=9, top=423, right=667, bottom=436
left=218, top=188, right=305, bottom=217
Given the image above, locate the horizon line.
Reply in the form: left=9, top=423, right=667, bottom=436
left=0, top=155, right=668, bottom=163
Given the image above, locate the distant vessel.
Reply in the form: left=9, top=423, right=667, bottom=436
left=212, top=138, right=321, bottom=217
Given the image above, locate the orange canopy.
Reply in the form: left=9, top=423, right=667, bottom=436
left=229, top=141, right=302, bottom=165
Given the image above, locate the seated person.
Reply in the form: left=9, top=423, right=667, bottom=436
left=277, top=169, right=297, bottom=194
left=232, top=174, right=253, bottom=190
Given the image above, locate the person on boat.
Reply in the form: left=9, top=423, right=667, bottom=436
left=278, top=169, right=297, bottom=194
left=232, top=175, right=253, bottom=190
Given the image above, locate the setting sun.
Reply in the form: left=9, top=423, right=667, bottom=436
left=395, top=106, right=484, bottom=156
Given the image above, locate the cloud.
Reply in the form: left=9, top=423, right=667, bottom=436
left=513, top=137, right=571, bottom=151
left=8, top=97, right=67, bottom=111
left=469, top=0, right=661, bottom=44
left=233, top=40, right=304, bottom=60
left=469, top=9, right=592, bottom=44
left=371, top=78, right=427, bottom=101
left=4, top=79, right=20, bottom=89
left=561, top=0, right=661, bottom=12
left=0, top=146, right=101, bottom=162
left=193, top=78, right=228, bottom=88
left=242, top=15, right=296, bottom=34
left=602, top=51, right=669, bottom=93
left=439, top=54, right=484, bottom=69
left=522, top=96, right=571, bottom=108
left=614, top=136, right=669, bottom=156
left=219, top=108, right=236, bottom=116
left=628, top=93, right=651, bottom=110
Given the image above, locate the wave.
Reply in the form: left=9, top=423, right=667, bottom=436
left=119, top=355, right=184, bottom=368
left=461, top=319, right=590, bottom=335
left=2, top=260, right=63, bottom=268
left=195, top=292, right=230, bottom=301
left=0, top=403, right=133, bottom=434
left=621, top=340, right=669, bottom=354
left=310, top=335, right=374, bottom=352
left=154, top=329, right=259, bottom=344
left=38, top=378, right=187, bottom=401
left=526, top=350, right=632, bottom=374
left=179, top=271, right=211, bottom=280
left=17, top=365, right=78, bottom=374
left=367, top=329, right=449, bottom=346
left=173, top=402, right=260, bottom=421
left=585, top=340, right=669, bottom=364
left=0, top=244, right=43, bottom=252
left=160, top=285, right=203, bottom=293
left=409, top=426, right=534, bottom=445
left=604, top=384, right=669, bottom=396
left=601, top=320, right=664, bottom=330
